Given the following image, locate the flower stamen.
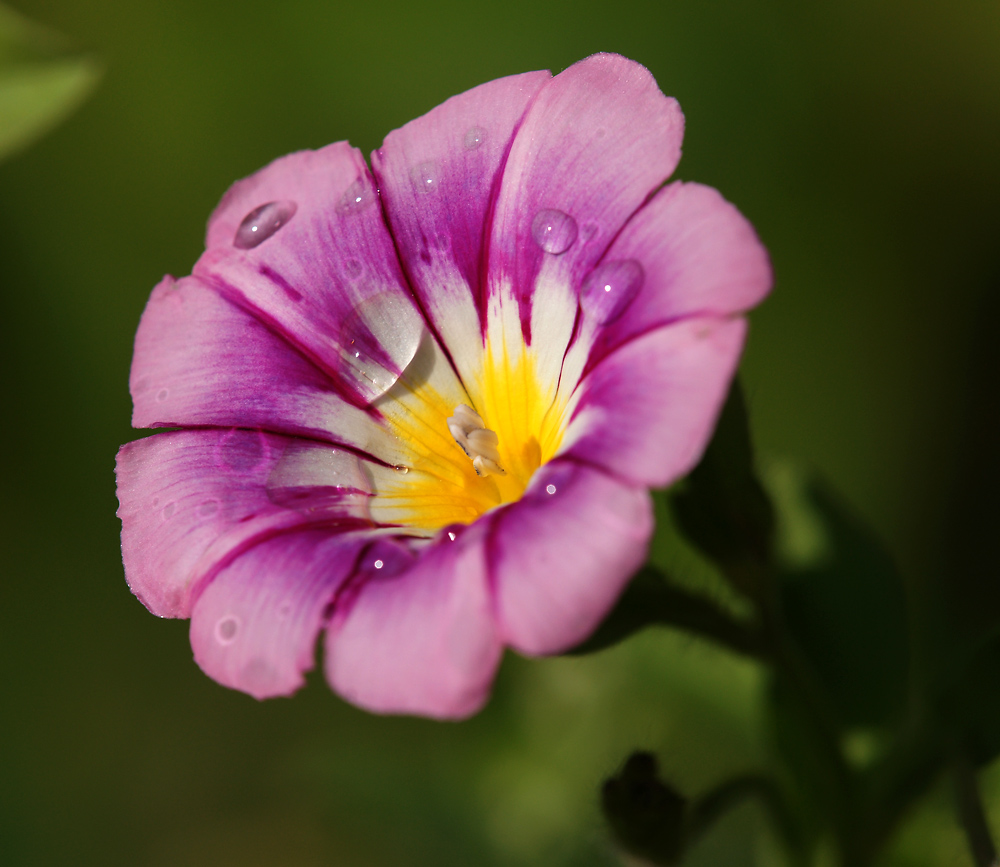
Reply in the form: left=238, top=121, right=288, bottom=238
left=446, top=404, right=506, bottom=477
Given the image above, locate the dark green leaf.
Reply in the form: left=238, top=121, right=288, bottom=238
left=670, top=379, right=775, bottom=595
left=776, top=479, right=909, bottom=728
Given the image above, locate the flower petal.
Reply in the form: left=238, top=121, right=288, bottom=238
left=130, top=274, right=400, bottom=459
left=489, top=53, right=684, bottom=322
left=115, top=429, right=372, bottom=618
left=563, top=316, right=747, bottom=488
left=491, top=460, right=653, bottom=655
left=195, top=142, right=427, bottom=405
left=189, top=529, right=369, bottom=700
left=324, top=525, right=501, bottom=719
left=591, top=181, right=772, bottom=360
left=372, top=70, right=550, bottom=377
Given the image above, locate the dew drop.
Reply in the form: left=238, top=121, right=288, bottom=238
left=336, top=293, right=425, bottom=402
left=216, top=616, right=239, bottom=644
left=155, top=388, right=169, bottom=402
left=374, top=559, right=384, bottom=569
left=233, top=201, right=297, bottom=249
left=447, top=531, right=457, bottom=541
left=162, top=501, right=176, bottom=519
left=337, top=178, right=375, bottom=215
left=463, top=126, right=486, bottom=149
left=345, top=258, right=364, bottom=279
left=580, top=259, right=645, bottom=324
left=412, top=162, right=438, bottom=194
left=197, top=499, right=220, bottom=518
left=217, top=429, right=267, bottom=471
left=545, top=484, right=557, bottom=495
left=531, top=209, right=578, bottom=255
left=393, top=465, right=409, bottom=474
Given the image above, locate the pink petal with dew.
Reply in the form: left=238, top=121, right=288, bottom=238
left=491, top=460, right=653, bottom=655
left=115, top=429, right=372, bottom=618
left=590, top=181, right=772, bottom=362
left=130, top=275, right=402, bottom=464
left=489, top=53, right=685, bottom=320
left=195, top=143, right=427, bottom=406
left=190, top=529, right=370, bottom=700
left=564, top=316, right=747, bottom=489
left=325, top=525, right=502, bottom=719
left=372, top=71, right=550, bottom=376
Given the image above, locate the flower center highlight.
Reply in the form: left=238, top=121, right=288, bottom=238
left=365, top=338, right=570, bottom=534
left=446, top=404, right=506, bottom=477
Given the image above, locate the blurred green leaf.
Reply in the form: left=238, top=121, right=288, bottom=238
left=772, top=470, right=909, bottom=729
left=670, top=379, right=775, bottom=596
left=0, top=3, right=99, bottom=162
left=565, top=567, right=764, bottom=659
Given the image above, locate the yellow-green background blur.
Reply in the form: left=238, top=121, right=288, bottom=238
left=1, top=1, right=998, bottom=864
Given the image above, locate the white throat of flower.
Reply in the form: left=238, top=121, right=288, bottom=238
left=446, top=404, right=506, bottom=477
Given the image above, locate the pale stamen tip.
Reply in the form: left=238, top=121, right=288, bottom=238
left=447, top=405, right=506, bottom=476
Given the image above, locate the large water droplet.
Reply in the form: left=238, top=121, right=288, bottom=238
left=412, top=162, right=438, bottom=194
left=233, top=201, right=297, bottom=249
left=337, top=294, right=426, bottom=403
left=217, top=429, right=267, bottom=472
left=463, top=126, right=486, bottom=150
left=531, top=209, right=578, bottom=255
left=580, top=259, right=645, bottom=324
left=197, top=499, right=220, bottom=518
left=216, top=616, right=240, bottom=644
left=337, top=178, right=375, bottom=215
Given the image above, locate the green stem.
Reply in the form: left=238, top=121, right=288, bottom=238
left=953, top=751, right=999, bottom=867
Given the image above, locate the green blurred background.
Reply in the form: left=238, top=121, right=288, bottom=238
left=1, top=1, right=998, bottom=864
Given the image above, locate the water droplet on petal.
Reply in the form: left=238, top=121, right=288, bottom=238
left=162, top=501, right=176, bottom=519
left=531, top=209, right=578, bottom=255
left=373, top=559, right=384, bottom=569
left=393, top=465, right=409, bottom=474
left=463, top=126, right=486, bottom=149
left=337, top=178, right=375, bottom=215
left=233, top=201, right=297, bottom=249
left=197, top=499, right=220, bottom=518
left=155, top=388, right=169, bottom=402
left=345, top=258, right=364, bottom=279
left=546, top=484, right=557, bottom=495
left=217, top=429, right=267, bottom=472
left=580, top=259, right=645, bottom=324
left=447, top=531, right=457, bottom=541
left=412, top=162, right=438, bottom=194
left=216, top=616, right=240, bottom=644
left=336, top=293, right=425, bottom=402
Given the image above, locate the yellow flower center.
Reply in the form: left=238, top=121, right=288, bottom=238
left=367, top=335, right=570, bottom=532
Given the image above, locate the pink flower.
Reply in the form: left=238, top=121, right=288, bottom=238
left=115, top=54, right=771, bottom=719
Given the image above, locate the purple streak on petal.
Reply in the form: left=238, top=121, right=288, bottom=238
left=115, top=430, right=373, bottom=618
left=490, top=460, right=653, bottom=655
left=372, top=71, right=550, bottom=365
left=190, top=529, right=370, bottom=699
left=488, top=53, right=684, bottom=339
left=565, top=317, right=747, bottom=488
left=589, top=181, right=773, bottom=364
left=132, top=274, right=352, bottom=435
left=324, top=523, right=501, bottom=719
left=194, top=143, right=426, bottom=405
